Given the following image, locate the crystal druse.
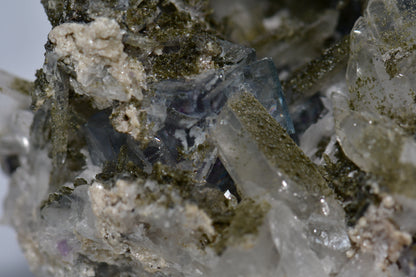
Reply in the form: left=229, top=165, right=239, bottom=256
left=1, top=0, right=416, bottom=276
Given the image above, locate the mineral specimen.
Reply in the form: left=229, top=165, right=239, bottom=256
left=1, top=0, right=416, bottom=276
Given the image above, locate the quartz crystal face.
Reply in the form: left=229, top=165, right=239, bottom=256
left=1, top=0, right=416, bottom=276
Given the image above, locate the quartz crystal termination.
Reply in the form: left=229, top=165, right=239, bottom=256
left=297, top=0, right=416, bottom=274
left=328, top=1, right=416, bottom=272
left=334, top=0, right=416, bottom=198
left=212, top=92, right=350, bottom=276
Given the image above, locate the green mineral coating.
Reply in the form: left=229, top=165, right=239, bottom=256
left=125, top=0, right=159, bottom=33
left=37, top=77, right=94, bottom=191
left=229, top=92, right=333, bottom=197
left=10, top=78, right=34, bottom=96
left=116, top=145, right=131, bottom=173
left=384, top=50, right=401, bottom=79
left=320, top=143, right=380, bottom=226
left=148, top=162, right=239, bottom=231
left=95, top=149, right=267, bottom=254
left=282, top=35, right=350, bottom=104
left=151, top=38, right=202, bottom=79
left=43, top=0, right=220, bottom=80
left=40, top=188, right=73, bottom=211
left=49, top=84, right=94, bottom=190
left=32, top=69, right=49, bottom=110
left=74, top=177, right=88, bottom=187
left=40, top=178, right=88, bottom=210
left=96, top=145, right=147, bottom=188
left=147, top=9, right=221, bottom=80
left=95, top=148, right=193, bottom=190
left=371, top=11, right=416, bottom=51
left=128, top=1, right=222, bottom=80
left=41, top=0, right=65, bottom=27
left=41, top=0, right=92, bottom=27
left=150, top=162, right=195, bottom=189
left=95, top=161, right=118, bottom=187
left=40, top=178, right=86, bottom=210
left=49, top=104, right=69, bottom=185
left=52, top=93, right=95, bottom=179
left=359, top=127, right=416, bottom=198
left=314, top=136, right=331, bottom=160
left=211, top=198, right=270, bottom=255
left=126, top=0, right=210, bottom=34
left=348, top=76, right=374, bottom=110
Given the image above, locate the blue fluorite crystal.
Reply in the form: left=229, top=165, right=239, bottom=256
left=85, top=55, right=294, bottom=184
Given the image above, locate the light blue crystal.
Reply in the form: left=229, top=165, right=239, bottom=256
left=152, top=57, right=294, bottom=136
left=84, top=53, right=295, bottom=183
left=216, top=57, right=295, bottom=135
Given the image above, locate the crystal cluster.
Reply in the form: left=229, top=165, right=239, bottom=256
left=1, top=0, right=416, bottom=276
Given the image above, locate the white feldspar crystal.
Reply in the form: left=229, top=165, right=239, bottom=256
left=110, top=100, right=167, bottom=145
left=337, top=252, right=405, bottom=277
left=48, top=17, right=146, bottom=108
left=336, top=194, right=413, bottom=277
left=88, top=179, right=216, bottom=275
left=348, top=195, right=412, bottom=268
left=111, top=103, right=146, bottom=141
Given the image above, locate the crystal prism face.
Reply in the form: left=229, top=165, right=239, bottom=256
left=85, top=56, right=294, bottom=183
left=333, top=0, right=416, bottom=198
left=2, top=0, right=416, bottom=276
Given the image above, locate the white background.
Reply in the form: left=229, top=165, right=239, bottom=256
left=0, top=1, right=51, bottom=276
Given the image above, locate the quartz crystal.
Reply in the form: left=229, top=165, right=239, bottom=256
left=1, top=0, right=416, bottom=276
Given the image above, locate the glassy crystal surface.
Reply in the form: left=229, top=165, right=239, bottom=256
left=1, top=0, right=416, bottom=277
left=333, top=0, right=416, bottom=198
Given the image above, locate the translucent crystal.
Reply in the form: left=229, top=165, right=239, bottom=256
left=86, top=56, right=294, bottom=182
left=332, top=90, right=416, bottom=197
left=347, top=0, right=416, bottom=125
left=333, top=0, right=416, bottom=198
left=0, top=70, right=32, bottom=164
left=210, top=0, right=340, bottom=72
left=212, top=92, right=350, bottom=275
left=212, top=91, right=329, bottom=199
